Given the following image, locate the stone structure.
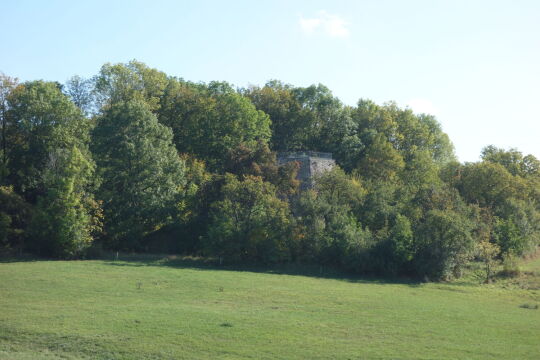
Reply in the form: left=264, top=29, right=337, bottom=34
left=277, top=151, right=335, bottom=190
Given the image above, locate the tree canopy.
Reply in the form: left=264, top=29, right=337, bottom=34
left=92, top=99, right=186, bottom=249
left=0, top=61, right=538, bottom=281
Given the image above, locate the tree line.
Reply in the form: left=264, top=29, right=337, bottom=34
left=1, top=61, right=539, bottom=280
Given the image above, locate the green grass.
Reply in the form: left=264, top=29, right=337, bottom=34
left=0, top=256, right=539, bottom=359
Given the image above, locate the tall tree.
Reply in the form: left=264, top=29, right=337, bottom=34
left=481, top=145, right=540, bottom=178
left=206, top=174, right=293, bottom=263
left=92, top=100, right=186, bottom=249
left=158, top=79, right=271, bottom=170
left=294, top=167, right=367, bottom=265
left=244, top=81, right=309, bottom=151
left=245, top=81, right=360, bottom=167
left=0, top=73, right=18, bottom=183
left=414, top=209, right=475, bottom=280
left=94, top=60, right=169, bottom=112
left=357, top=133, right=405, bottom=181
left=29, top=147, right=101, bottom=258
left=64, top=75, right=96, bottom=116
left=458, top=161, right=523, bottom=209
left=6, top=80, right=91, bottom=197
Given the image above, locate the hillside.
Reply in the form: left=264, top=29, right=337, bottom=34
left=3, top=63, right=540, bottom=282
left=0, top=257, right=538, bottom=359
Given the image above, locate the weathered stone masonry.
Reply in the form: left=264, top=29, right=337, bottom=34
left=277, top=151, right=336, bottom=190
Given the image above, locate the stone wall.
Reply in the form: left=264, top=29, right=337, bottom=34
left=277, top=151, right=336, bottom=189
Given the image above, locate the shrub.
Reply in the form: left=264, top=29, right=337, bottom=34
left=206, top=174, right=293, bottom=263
left=413, top=209, right=475, bottom=280
left=501, top=253, right=521, bottom=277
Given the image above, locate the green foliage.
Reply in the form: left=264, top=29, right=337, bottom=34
left=312, top=167, right=365, bottom=213
left=493, top=218, right=523, bottom=256
left=1, top=62, right=539, bottom=280
left=28, top=147, right=100, bottom=258
left=357, top=180, right=398, bottom=232
left=64, top=75, right=96, bottom=116
left=158, top=79, right=271, bottom=170
left=92, top=100, right=186, bottom=249
left=389, top=214, right=414, bottom=265
left=223, top=141, right=300, bottom=197
left=0, top=186, right=32, bottom=251
left=353, top=100, right=455, bottom=172
left=177, top=154, right=212, bottom=224
left=358, top=133, right=405, bottom=180
left=501, top=252, right=521, bottom=277
left=458, top=161, right=523, bottom=209
left=244, top=81, right=307, bottom=151
left=0, top=73, right=18, bottom=184
left=145, top=154, right=213, bottom=254
left=414, top=209, right=475, bottom=280
left=476, top=240, right=500, bottom=283
left=0, top=212, right=10, bottom=249
left=245, top=82, right=362, bottom=172
left=294, top=168, right=368, bottom=266
left=482, top=145, right=540, bottom=178
left=452, top=155, right=540, bottom=258
left=95, top=60, right=168, bottom=111
left=206, top=174, right=293, bottom=263
left=6, top=80, right=91, bottom=196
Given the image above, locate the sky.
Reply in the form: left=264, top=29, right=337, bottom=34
left=1, top=0, right=539, bottom=162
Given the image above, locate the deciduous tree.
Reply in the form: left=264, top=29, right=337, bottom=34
left=29, top=147, right=100, bottom=258
left=206, top=174, right=293, bottom=263
left=92, top=100, right=186, bottom=249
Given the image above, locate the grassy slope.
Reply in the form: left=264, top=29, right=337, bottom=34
left=0, top=257, right=538, bottom=359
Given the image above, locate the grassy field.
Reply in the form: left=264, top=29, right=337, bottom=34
left=0, top=256, right=539, bottom=359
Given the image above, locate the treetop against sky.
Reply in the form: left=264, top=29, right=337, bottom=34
left=1, top=0, right=538, bottom=162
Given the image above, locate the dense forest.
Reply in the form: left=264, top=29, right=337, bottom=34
left=1, top=61, right=539, bottom=281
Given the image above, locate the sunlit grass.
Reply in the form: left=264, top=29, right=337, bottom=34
left=0, top=256, right=538, bottom=359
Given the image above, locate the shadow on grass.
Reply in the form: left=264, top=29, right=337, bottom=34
left=1, top=252, right=483, bottom=288
left=0, top=254, right=46, bottom=263
left=100, top=253, right=428, bottom=287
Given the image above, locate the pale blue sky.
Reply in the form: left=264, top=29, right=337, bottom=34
left=1, top=0, right=539, bottom=162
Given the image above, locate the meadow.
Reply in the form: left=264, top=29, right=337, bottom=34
left=0, top=256, right=539, bottom=359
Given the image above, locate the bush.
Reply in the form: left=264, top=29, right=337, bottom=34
left=413, top=210, right=475, bottom=280
left=206, top=174, right=293, bottom=263
left=501, top=253, right=521, bottom=277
